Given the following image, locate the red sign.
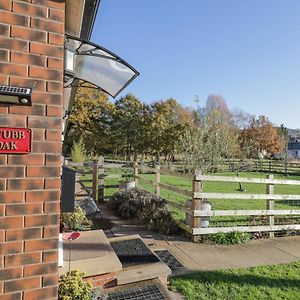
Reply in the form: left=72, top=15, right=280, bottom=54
left=0, top=127, right=31, bottom=154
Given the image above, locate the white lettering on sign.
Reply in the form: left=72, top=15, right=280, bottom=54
left=0, top=130, right=25, bottom=139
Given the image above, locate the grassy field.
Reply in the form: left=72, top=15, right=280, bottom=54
left=169, top=261, right=300, bottom=300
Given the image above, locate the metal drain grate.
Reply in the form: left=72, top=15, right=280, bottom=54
left=108, top=284, right=167, bottom=300
left=154, top=250, right=183, bottom=271
left=110, top=238, right=159, bottom=268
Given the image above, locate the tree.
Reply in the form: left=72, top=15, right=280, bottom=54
left=63, top=87, right=113, bottom=156
left=239, top=116, right=284, bottom=158
left=149, top=99, right=194, bottom=161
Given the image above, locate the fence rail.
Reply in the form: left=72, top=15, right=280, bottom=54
left=133, top=162, right=300, bottom=240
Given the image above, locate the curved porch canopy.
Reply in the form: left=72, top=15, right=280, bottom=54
left=64, top=35, right=139, bottom=98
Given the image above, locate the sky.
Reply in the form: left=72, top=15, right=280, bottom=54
left=92, top=0, right=300, bottom=129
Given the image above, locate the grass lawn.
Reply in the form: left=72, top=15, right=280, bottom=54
left=169, top=261, right=300, bottom=300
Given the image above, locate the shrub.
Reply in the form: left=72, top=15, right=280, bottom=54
left=110, top=188, right=180, bottom=235
left=71, top=137, right=86, bottom=163
left=207, top=231, right=250, bottom=245
left=58, top=270, right=92, bottom=300
left=61, top=206, right=86, bottom=231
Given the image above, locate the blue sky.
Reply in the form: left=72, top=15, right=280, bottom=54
left=92, top=0, right=300, bottom=129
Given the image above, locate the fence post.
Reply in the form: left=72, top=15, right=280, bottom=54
left=192, top=170, right=202, bottom=242
left=98, top=156, right=104, bottom=203
left=92, top=159, right=98, bottom=201
left=133, top=161, right=138, bottom=186
left=155, top=164, right=160, bottom=196
left=266, top=174, right=274, bottom=238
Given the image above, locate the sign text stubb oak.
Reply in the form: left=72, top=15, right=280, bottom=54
left=0, top=127, right=31, bottom=154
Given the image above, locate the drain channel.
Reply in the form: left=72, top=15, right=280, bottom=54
left=154, top=250, right=183, bottom=271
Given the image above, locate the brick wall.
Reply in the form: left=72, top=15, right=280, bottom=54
left=0, top=1, right=65, bottom=299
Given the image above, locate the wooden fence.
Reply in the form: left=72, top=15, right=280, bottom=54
left=133, top=163, right=300, bottom=239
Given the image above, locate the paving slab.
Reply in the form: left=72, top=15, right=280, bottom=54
left=59, top=230, right=122, bottom=277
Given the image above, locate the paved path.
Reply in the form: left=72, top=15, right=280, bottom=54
left=101, top=203, right=300, bottom=272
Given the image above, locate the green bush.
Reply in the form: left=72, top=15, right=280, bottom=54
left=207, top=231, right=250, bottom=245
left=58, top=270, right=92, bottom=300
left=71, top=137, right=86, bottom=163
left=110, top=188, right=180, bottom=235
left=61, top=206, right=86, bottom=231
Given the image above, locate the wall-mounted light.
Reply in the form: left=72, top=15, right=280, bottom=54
left=0, top=85, right=32, bottom=106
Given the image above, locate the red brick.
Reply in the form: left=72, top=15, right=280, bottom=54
left=30, top=41, right=63, bottom=58
left=32, top=141, right=61, bottom=154
left=31, top=17, right=63, bottom=34
left=0, top=36, right=28, bottom=52
left=5, top=277, right=40, bottom=293
left=42, top=274, right=59, bottom=287
left=24, top=286, right=58, bottom=300
left=32, top=91, right=63, bottom=105
left=0, top=49, right=9, bottom=61
left=0, top=267, right=22, bottom=281
left=48, top=32, right=64, bottom=45
left=27, top=166, right=61, bottom=177
left=10, top=51, right=46, bottom=67
left=24, top=262, right=57, bottom=276
left=0, top=11, right=29, bottom=26
left=44, top=202, right=60, bottom=214
left=46, top=81, right=62, bottom=93
left=5, top=252, right=41, bottom=267
left=6, top=203, right=43, bottom=216
left=9, top=76, right=46, bottom=92
left=0, top=179, right=5, bottom=191
left=46, top=105, right=62, bottom=117
left=29, top=66, right=62, bottom=81
left=0, top=115, right=26, bottom=127
left=45, top=178, right=61, bottom=189
left=11, top=26, right=47, bottom=43
left=0, top=192, right=24, bottom=204
left=28, top=116, right=61, bottom=129
left=25, top=238, right=58, bottom=252
left=43, top=225, right=59, bottom=238
left=0, top=292, right=22, bottom=300
left=0, top=217, right=23, bottom=230
left=49, top=8, right=64, bottom=22
left=0, top=1, right=11, bottom=11
left=9, top=104, right=45, bottom=116
left=0, top=75, right=9, bottom=85
left=13, top=1, right=48, bottom=18
left=8, top=154, right=44, bottom=165
left=47, top=57, right=63, bottom=69
left=45, top=154, right=62, bottom=165
left=32, top=0, right=64, bottom=10
left=0, top=166, right=24, bottom=178
left=0, top=23, right=10, bottom=36
left=0, top=205, right=4, bottom=216
left=25, top=214, right=60, bottom=227
left=0, top=62, right=27, bottom=77
left=6, top=227, right=42, bottom=242
left=45, top=130, right=62, bottom=141
left=0, top=230, right=4, bottom=242
left=42, top=250, right=58, bottom=263
left=26, top=190, right=60, bottom=203
left=0, top=155, right=7, bottom=164
left=32, top=128, right=45, bottom=140
left=0, top=241, right=23, bottom=255
left=7, top=178, right=44, bottom=190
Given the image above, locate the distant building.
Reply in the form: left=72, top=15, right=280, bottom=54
left=287, top=140, right=300, bottom=159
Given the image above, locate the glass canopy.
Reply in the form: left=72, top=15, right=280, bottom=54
left=64, top=35, right=139, bottom=98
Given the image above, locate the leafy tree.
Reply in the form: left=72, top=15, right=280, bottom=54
left=63, top=87, right=113, bottom=156
left=239, top=116, right=284, bottom=158
left=70, top=137, right=86, bottom=163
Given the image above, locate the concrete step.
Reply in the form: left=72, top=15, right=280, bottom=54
left=108, top=234, right=171, bottom=285
left=59, top=229, right=122, bottom=277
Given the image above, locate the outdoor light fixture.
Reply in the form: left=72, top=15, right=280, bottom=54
left=64, top=35, right=140, bottom=98
left=0, top=85, right=32, bottom=106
